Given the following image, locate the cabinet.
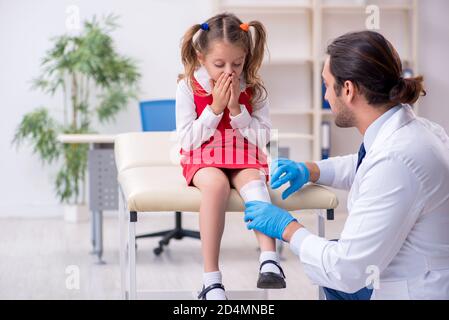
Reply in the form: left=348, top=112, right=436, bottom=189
left=213, top=0, right=418, bottom=212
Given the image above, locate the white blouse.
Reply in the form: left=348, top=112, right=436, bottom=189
left=175, top=66, right=272, bottom=151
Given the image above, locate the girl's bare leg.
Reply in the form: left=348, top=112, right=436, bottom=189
left=192, top=167, right=231, bottom=272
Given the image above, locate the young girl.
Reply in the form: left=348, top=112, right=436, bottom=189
left=176, top=13, right=285, bottom=300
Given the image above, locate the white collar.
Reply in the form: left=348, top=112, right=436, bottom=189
left=364, top=105, right=401, bottom=152
left=193, top=66, right=247, bottom=94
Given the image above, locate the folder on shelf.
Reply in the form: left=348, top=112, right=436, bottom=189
left=321, top=121, right=331, bottom=160
left=402, top=67, right=413, bottom=79
left=322, top=80, right=331, bottom=109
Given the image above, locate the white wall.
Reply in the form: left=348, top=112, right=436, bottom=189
left=1, top=0, right=448, bottom=217
left=418, top=0, right=449, bottom=129
left=0, top=0, right=213, bottom=217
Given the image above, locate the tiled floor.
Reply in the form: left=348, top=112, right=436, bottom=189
left=0, top=210, right=347, bottom=299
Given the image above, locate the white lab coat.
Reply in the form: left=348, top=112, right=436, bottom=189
left=290, top=105, right=449, bottom=299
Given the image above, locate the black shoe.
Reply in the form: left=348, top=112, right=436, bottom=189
left=197, top=283, right=227, bottom=300
left=257, top=260, right=286, bottom=289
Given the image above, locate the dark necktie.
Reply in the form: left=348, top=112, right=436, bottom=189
left=356, top=143, right=366, bottom=173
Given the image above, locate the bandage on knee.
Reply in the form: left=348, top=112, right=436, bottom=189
left=239, top=179, right=271, bottom=203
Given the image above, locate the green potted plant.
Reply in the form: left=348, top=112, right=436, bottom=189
left=12, top=14, right=140, bottom=221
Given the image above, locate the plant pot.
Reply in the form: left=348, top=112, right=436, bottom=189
left=64, top=204, right=89, bottom=223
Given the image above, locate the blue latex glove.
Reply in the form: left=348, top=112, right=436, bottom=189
left=270, top=158, right=310, bottom=200
left=244, top=201, right=297, bottom=241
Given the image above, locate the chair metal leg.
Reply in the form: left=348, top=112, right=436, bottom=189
left=327, top=209, right=335, bottom=220
left=128, top=211, right=138, bottom=300
left=118, top=187, right=127, bottom=299
left=90, top=209, right=96, bottom=254
left=94, top=210, right=105, bottom=264
left=159, top=229, right=179, bottom=245
left=136, top=230, right=173, bottom=239
left=181, top=229, right=201, bottom=239
left=318, top=210, right=326, bottom=301
left=318, top=210, right=325, bottom=237
left=154, top=229, right=179, bottom=255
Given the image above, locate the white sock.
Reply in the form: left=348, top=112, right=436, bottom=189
left=259, top=251, right=282, bottom=275
left=202, top=271, right=226, bottom=300
left=239, top=179, right=271, bottom=203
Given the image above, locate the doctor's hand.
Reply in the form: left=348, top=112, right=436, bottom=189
left=244, top=201, right=297, bottom=241
left=270, top=159, right=310, bottom=200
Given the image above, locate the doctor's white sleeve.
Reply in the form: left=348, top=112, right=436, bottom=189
left=315, top=154, right=358, bottom=190
left=229, top=96, right=272, bottom=149
left=289, top=157, right=422, bottom=293
left=176, top=79, right=223, bottom=151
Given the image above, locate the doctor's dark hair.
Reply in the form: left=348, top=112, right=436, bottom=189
left=179, top=12, right=268, bottom=105
left=327, top=31, right=426, bottom=106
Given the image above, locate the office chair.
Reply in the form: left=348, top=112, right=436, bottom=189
left=137, top=99, right=200, bottom=255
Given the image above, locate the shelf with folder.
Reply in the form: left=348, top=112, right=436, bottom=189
left=219, top=0, right=313, bottom=14
left=216, top=0, right=314, bottom=161
left=321, top=109, right=333, bottom=116
left=270, top=108, right=314, bottom=116
left=278, top=133, right=315, bottom=141
left=320, top=1, right=416, bottom=61
left=220, top=4, right=313, bottom=14
left=214, top=0, right=418, bottom=214
left=215, top=0, right=418, bottom=163
left=319, top=55, right=413, bottom=65
left=319, top=0, right=418, bottom=160
left=321, top=4, right=413, bottom=12
left=236, top=8, right=312, bottom=67
left=263, top=57, right=314, bottom=66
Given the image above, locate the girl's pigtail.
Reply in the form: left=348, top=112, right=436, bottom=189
left=179, top=24, right=202, bottom=90
left=248, top=20, right=267, bottom=72
left=246, top=20, right=268, bottom=104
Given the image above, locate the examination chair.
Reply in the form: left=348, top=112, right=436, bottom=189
left=115, top=132, right=338, bottom=300
left=137, top=99, right=200, bottom=255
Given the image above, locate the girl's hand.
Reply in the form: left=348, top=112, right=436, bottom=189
left=210, top=73, right=232, bottom=115
left=228, top=72, right=241, bottom=116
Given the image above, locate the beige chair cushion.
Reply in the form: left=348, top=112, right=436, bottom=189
left=115, top=131, right=180, bottom=172
left=118, top=166, right=337, bottom=212
left=115, top=132, right=338, bottom=213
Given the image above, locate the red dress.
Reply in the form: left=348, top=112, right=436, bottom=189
left=180, top=78, right=269, bottom=186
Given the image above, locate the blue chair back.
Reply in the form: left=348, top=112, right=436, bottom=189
left=139, top=99, right=176, bottom=132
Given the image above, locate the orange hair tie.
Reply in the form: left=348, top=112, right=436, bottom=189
left=240, top=23, right=249, bottom=32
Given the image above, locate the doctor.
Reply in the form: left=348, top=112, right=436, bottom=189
left=244, top=31, right=449, bottom=300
